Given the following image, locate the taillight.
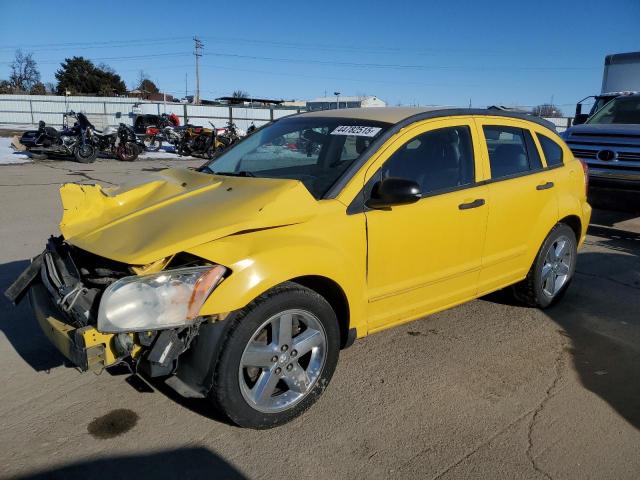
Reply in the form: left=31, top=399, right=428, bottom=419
left=579, top=160, right=589, bottom=196
left=146, top=127, right=159, bottom=135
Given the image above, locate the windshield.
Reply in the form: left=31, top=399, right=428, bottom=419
left=587, top=95, right=640, bottom=125
left=201, top=116, right=390, bottom=198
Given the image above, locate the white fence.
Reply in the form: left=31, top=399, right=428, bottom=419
left=0, top=94, right=573, bottom=133
left=0, top=94, right=303, bottom=132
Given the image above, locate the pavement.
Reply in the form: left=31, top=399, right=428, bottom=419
left=0, top=158, right=639, bottom=480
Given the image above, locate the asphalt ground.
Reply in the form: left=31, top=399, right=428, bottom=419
left=0, top=158, right=639, bottom=480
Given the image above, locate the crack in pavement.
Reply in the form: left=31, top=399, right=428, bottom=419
left=37, top=162, right=116, bottom=186
left=525, top=334, right=567, bottom=480
left=426, top=408, right=534, bottom=480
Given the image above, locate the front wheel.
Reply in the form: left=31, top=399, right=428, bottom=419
left=209, top=283, right=340, bottom=429
left=74, top=143, right=97, bottom=163
left=513, top=223, right=577, bottom=308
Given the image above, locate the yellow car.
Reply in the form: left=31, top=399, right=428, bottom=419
left=6, top=108, right=591, bottom=429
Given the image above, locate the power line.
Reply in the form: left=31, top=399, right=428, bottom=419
left=0, top=52, right=191, bottom=66
left=199, top=51, right=598, bottom=71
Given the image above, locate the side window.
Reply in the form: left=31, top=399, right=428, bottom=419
left=483, top=126, right=543, bottom=179
left=537, top=134, right=564, bottom=166
left=381, top=126, right=475, bottom=194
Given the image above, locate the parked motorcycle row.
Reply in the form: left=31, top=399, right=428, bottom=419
left=16, top=111, right=253, bottom=163
left=135, top=112, right=249, bottom=159
left=18, top=111, right=145, bottom=163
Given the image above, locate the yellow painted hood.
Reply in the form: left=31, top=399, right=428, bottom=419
left=59, top=168, right=317, bottom=265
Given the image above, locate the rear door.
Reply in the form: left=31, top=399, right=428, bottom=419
left=475, top=119, right=559, bottom=295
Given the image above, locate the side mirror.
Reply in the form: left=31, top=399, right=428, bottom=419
left=573, top=113, right=589, bottom=125
left=366, top=177, right=421, bottom=209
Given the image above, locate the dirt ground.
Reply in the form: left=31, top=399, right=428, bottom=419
left=0, top=158, right=639, bottom=480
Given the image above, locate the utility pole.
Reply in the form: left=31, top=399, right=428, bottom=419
left=193, top=37, right=204, bottom=104
left=185, top=72, right=188, bottom=99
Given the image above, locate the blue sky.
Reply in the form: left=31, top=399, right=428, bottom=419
left=1, top=0, right=638, bottom=115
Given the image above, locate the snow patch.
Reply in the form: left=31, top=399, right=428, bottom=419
left=0, top=137, right=33, bottom=165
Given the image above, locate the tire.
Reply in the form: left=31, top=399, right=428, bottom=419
left=206, top=144, right=224, bottom=159
left=117, top=142, right=139, bottom=161
left=209, top=283, right=340, bottom=429
left=74, top=144, right=97, bottom=163
left=144, top=135, right=162, bottom=152
left=513, top=223, right=577, bottom=308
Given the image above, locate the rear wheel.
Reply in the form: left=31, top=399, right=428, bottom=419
left=74, top=144, right=97, bottom=163
left=513, top=224, right=577, bottom=308
left=143, top=135, right=162, bottom=152
left=209, top=283, right=340, bottom=429
left=116, top=142, right=139, bottom=161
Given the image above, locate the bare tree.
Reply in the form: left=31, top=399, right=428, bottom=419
left=9, top=50, right=41, bottom=93
left=232, top=90, right=250, bottom=99
left=532, top=104, right=563, bottom=117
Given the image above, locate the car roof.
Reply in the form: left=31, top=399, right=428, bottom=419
left=298, top=106, right=447, bottom=123
left=296, top=107, right=557, bottom=131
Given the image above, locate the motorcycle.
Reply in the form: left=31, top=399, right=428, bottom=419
left=218, top=121, right=243, bottom=147
left=93, top=123, right=145, bottom=161
left=177, top=123, right=227, bottom=159
left=19, top=111, right=98, bottom=163
left=140, top=113, right=181, bottom=152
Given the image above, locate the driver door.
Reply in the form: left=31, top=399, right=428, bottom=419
left=364, top=119, right=489, bottom=332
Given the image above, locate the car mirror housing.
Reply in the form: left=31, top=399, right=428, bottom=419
left=573, top=113, right=589, bottom=125
left=366, top=177, right=422, bottom=209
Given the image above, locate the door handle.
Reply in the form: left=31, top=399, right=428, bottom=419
left=458, top=199, right=485, bottom=210
left=536, top=181, right=554, bottom=190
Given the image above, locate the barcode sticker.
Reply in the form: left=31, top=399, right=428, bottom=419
left=330, top=125, right=382, bottom=137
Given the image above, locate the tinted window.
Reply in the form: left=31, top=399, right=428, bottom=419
left=381, top=126, right=475, bottom=194
left=483, top=126, right=543, bottom=179
left=537, top=134, right=564, bottom=166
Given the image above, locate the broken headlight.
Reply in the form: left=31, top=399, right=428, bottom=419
left=97, top=265, right=226, bottom=333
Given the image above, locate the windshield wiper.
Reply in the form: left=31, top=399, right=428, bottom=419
left=211, top=170, right=256, bottom=177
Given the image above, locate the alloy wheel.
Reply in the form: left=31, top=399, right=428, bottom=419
left=541, top=235, right=574, bottom=297
left=238, top=309, right=327, bottom=413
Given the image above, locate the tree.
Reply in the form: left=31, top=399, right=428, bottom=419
left=532, top=104, right=563, bottom=118
left=9, top=50, right=41, bottom=93
left=136, top=71, right=159, bottom=94
left=0, top=80, right=12, bottom=94
left=232, top=90, right=249, bottom=99
left=30, top=82, right=46, bottom=95
left=55, top=57, right=126, bottom=96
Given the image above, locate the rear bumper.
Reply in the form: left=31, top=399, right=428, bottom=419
left=28, top=280, right=119, bottom=372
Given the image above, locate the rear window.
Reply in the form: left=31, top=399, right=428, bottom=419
left=483, top=126, right=543, bottom=179
left=536, top=134, right=564, bottom=166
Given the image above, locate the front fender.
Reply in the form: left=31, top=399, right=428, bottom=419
left=185, top=217, right=368, bottom=336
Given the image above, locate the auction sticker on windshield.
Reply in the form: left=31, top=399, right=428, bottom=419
left=331, top=125, right=382, bottom=137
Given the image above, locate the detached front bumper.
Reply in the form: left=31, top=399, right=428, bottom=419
left=28, top=280, right=117, bottom=372
left=5, top=239, right=140, bottom=372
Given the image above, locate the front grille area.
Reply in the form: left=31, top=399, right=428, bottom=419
left=618, top=151, right=640, bottom=162
left=570, top=148, right=597, bottom=160
left=568, top=146, right=640, bottom=163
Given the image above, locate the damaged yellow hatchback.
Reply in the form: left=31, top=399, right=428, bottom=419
left=6, top=108, right=591, bottom=428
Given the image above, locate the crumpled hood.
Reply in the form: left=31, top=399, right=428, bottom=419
left=60, top=168, right=317, bottom=265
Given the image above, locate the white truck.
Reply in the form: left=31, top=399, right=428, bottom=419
left=563, top=52, right=640, bottom=206
left=573, top=51, right=640, bottom=124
